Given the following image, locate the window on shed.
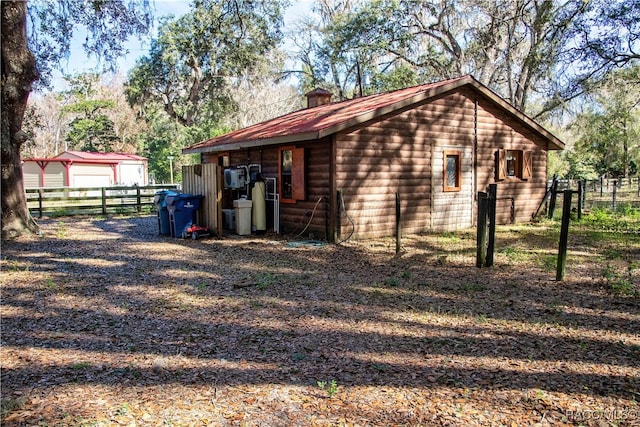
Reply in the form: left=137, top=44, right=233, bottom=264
left=496, top=149, right=532, bottom=181
left=506, top=150, right=520, bottom=177
left=279, top=146, right=305, bottom=202
left=443, top=151, right=462, bottom=192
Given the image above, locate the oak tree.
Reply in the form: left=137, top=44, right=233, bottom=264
left=1, top=0, right=152, bottom=238
left=126, top=0, right=285, bottom=130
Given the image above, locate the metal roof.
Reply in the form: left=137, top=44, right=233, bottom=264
left=183, top=75, right=565, bottom=154
left=55, top=151, right=147, bottom=161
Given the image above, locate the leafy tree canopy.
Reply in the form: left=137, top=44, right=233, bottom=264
left=27, top=0, right=152, bottom=86
left=126, top=0, right=286, bottom=129
left=292, top=0, right=639, bottom=117
left=566, top=66, right=640, bottom=178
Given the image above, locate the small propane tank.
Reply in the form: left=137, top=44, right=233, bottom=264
left=252, top=177, right=266, bottom=234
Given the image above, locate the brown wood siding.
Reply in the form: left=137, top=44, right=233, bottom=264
left=335, top=91, right=477, bottom=239
left=474, top=91, right=548, bottom=224
left=201, top=153, right=219, bottom=165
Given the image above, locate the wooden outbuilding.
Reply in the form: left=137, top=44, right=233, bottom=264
left=183, top=75, right=564, bottom=241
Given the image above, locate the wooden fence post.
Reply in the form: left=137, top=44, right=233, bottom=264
left=509, top=197, right=515, bottom=224
left=556, top=190, right=573, bottom=281
left=612, top=179, right=618, bottom=211
left=101, top=187, right=107, bottom=215
left=136, top=186, right=142, bottom=213
left=577, top=180, right=583, bottom=220
left=38, top=189, right=43, bottom=218
left=600, top=176, right=604, bottom=196
left=476, top=191, right=488, bottom=268
left=486, top=184, right=497, bottom=267
left=548, top=180, right=559, bottom=219
left=395, top=192, right=401, bottom=254
left=336, top=190, right=342, bottom=242
left=324, top=196, right=329, bottom=241
left=102, top=187, right=107, bottom=215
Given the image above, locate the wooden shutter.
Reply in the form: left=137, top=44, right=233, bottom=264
left=521, top=151, right=532, bottom=180
left=291, top=147, right=305, bottom=200
left=496, top=149, right=506, bottom=181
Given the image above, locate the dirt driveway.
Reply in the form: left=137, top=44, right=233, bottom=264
left=1, top=215, right=639, bottom=426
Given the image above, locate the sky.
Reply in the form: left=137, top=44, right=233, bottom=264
left=57, top=0, right=314, bottom=84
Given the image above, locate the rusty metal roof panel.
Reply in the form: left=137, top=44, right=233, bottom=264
left=184, top=75, right=565, bottom=153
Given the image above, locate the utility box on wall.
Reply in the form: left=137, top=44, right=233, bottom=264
left=224, top=169, right=245, bottom=189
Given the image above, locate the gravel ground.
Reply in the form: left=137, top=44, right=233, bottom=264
left=1, top=214, right=639, bottom=426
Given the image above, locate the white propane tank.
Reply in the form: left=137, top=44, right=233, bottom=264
left=252, top=180, right=266, bottom=234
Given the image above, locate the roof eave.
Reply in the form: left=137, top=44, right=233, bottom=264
left=182, top=131, right=321, bottom=154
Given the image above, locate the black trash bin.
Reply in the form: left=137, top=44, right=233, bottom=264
left=154, top=190, right=180, bottom=236
left=166, top=194, right=203, bottom=238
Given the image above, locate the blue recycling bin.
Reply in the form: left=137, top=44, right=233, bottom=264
left=154, top=190, right=180, bottom=236
left=166, top=194, right=203, bottom=238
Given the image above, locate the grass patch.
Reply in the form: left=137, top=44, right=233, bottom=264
left=437, top=232, right=461, bottom=244
left=459, top=283, right=486, bottom=293
left=580, top=206, right=640, bottom=232
left=539, top=254, right=557, bottom=272
left=255, top=272, right=277, bottom=289
left=1, top=397, right=27, bottom=420
left=602, top=263, right=638, bottom=296
left=383, top=277, right=400, bottom=287
left=317, top=380, right=339, bottom=398
left=72, top=361, right=92, bottom=370
left=43, top=278, right=59, bottom=292
left=55, top=221, right=68, bottom=238
left=497, top=246, right=530, bottom=263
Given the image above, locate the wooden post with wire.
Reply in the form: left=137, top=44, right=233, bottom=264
left=336, top=190, right=342, bottom=242
left=395, top=192, right=401, bottom=254
left=476, top=191, right=488, bottom=268
left=486, top=184, right=497, bottom=267
left=556, top=190, right=574, bottom=281
left=101, top=187, right=107, bottom=215
left=548, top=179, right=559, bottom=219
left=38, top=189, right=43, bottom=218
left=577, top=180, right=583, bottom=220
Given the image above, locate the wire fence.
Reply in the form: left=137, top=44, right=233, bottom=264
left=551, top=177, right=640, bottom=212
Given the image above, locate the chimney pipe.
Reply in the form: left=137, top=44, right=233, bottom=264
left=305, top=88, right=332, bottom=108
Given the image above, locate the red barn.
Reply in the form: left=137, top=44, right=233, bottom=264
left=22, top=151, right=148, bottom=188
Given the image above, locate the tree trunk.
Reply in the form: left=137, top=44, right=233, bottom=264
left=1, top=1, right=40, bottom=238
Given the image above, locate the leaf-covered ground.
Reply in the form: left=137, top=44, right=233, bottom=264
left=1, top=215, right=639, bottom=426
